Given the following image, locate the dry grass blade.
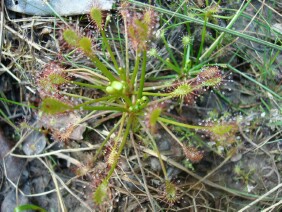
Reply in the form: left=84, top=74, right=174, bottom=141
left=130, top=132, right=156, bottom=211
left=238, top=183, right=282, bottom=212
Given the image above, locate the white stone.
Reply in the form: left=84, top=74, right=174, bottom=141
left=5, top=0, right=114, bottom=16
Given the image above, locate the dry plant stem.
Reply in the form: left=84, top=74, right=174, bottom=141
left=79, top=110, right=113, bottom=123
left=46, top=159, right=67, bottom=212
left=15, top=160, right=28, bottom=206
left=114, top=186, right=150, bottom=210
left=262, top=198, right=282, bottom=212
left=130, top=132, right=156, bottom=211
left=10, top=145, right=99, bottom=159
left=181, top=205, right=224, bottom=211
left=21, top=152, right=82, bottom=169
left=38, top=157, right=92, bottom=211
left=92, top=112, right=123, bottom=128
left=238, top=183, right=282, bottom=212
left=70, top=75, right=106, bottom=87
left=54, top=152, right=82, bottom=167
left=72, top=80, right=105, bottom=90
left=73, top=75, right=107, bottom=87
left=74, top=96, right=116, bottom=108
left=65, top=68, right=109, bottom=81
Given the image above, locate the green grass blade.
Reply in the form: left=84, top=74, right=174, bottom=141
left=128, top=0, right=282, bottom=51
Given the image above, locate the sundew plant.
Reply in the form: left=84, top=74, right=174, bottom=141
left=2, top=0, right=281, bottom=211
left=35, top=2, right=240, bottom=205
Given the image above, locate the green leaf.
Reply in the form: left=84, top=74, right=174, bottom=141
left=63, top=29, right=80, bottom=47
left=14, top=204, right=47, bottom=212
left=171, top=84, right=193, bottom=97
left=79, top=37, right=93, bottom=56
left=93, top=181, right=108, bottom=204
left=135, top=19, right=148, bottom=40
left=164, top=180, right=177, bottom=203
left=49, top=73, right=68, bottom=85
left=201, top=77, right=222, bottom=87
left=0, top=97, right=36, bottom=109
left=90, top=8, right=103, bottom=30
left=211, top=124, right=233, bottom=136
left=128, top=25, right=136, bottom=40
left=41, top=98, right=72, bottom=114
left=150, top=107, right=162, bottom=127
